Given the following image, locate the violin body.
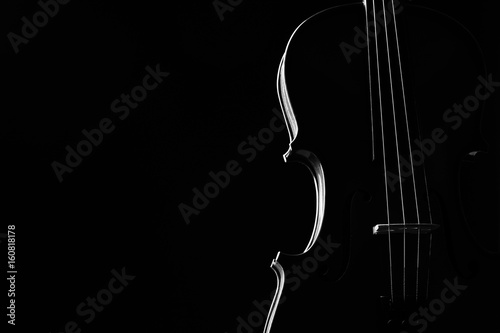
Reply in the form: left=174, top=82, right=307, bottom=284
left=266, top=1, right=498, bottom=332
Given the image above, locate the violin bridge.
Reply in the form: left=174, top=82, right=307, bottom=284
left=372, top=223, right=440, bottom=235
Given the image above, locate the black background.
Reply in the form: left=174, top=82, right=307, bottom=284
left=1, top=0, right=499, bottom=332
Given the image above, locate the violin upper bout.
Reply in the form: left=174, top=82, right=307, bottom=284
left=277, top=54, right=298, bottom=162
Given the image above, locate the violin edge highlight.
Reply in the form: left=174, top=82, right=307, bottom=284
left=264, top=5, right=355, bottom=332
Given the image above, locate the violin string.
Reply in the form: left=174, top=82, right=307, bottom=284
left=423, top=171, right=433, bottom=299
left=390, top=0, right=423, bottom=302
left=381, top=0, right=407, bottom=301
left=370, top=0, right=394, bottom=302
left=395, top=56, right=436, bottom=300
left=402, top=39, right=436, bottom=301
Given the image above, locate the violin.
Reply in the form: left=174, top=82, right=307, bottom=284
left=264, top=1, right=499, bottom=332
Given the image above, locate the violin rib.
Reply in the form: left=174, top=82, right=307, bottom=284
left=263, top=255, right=285, bottom=333
left=264, top=6, right=350, bottom=333
left=276, top=4, right=352, bottom=161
